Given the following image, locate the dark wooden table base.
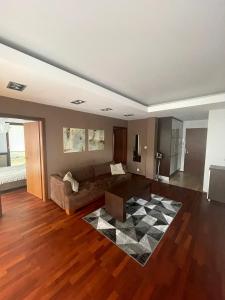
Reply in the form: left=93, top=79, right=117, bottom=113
left=105, top=175, right=151, bottom=222
left=105, top=191, right=126, bottom=222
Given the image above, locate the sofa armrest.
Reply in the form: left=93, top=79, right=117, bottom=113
left=64, top=189, right=91, bottom=214
left=50, top=174, right=73, bottom=210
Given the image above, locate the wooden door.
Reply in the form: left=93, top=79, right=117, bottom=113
left=24, top=121, right=44, bottom=199
left=113, top=127, right=127, bottom=164
left=184, top=128, right=207, bottom=177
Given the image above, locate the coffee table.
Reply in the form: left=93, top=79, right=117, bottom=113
left=105, top=176, right=150, bottom=222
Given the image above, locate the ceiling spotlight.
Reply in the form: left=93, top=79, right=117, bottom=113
left=71, top=100, right=86, bottom=105
left=124, top=114, right=134, bottom=117
left=101, top=108, right=112, bottom=111
left=7, top=81, right=26, bottom=92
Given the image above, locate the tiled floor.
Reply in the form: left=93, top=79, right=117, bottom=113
left=169, top=171, right=203, bottom=192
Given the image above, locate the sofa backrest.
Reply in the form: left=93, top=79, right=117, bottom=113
left=93, top=162, right=112, bottom=177
left=70, top=165, right=95, bottom=182
left=57, top=161, right=127, bottom=183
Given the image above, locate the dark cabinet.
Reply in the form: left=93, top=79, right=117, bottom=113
left=208, top=165, right=225, bottom=203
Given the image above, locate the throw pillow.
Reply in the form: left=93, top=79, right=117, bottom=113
left=63, top=171, right=79, bottom=192
left=110, top=163, right=125, bottom=175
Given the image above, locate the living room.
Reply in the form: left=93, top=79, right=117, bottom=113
left=0, top=1, right=225, bottom=300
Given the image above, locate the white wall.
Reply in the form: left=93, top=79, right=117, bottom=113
left=203, top=109, right=225, bottom=192
left=180, top=119, right=208, bottom=171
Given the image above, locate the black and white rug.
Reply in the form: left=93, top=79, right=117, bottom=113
left=83, top=194, right=182, bottom=266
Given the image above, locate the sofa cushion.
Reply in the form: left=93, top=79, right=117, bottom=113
left=102, top=173, right=131, bottom=189
left=93, top=173, right=112, bottom=190
left=94, top=172, right=132, bottom=190
left=79, top=180, right=96, bottom=191
left=93, top=162, right=112, bottom=177
left=110, top=163, right=125, bottom=175
left=110, top=173, right=132, bottom=187
left=63, top=172, right=79, bottom=192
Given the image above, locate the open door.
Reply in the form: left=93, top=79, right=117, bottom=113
left=24, top=121, right=46, bottom=200
left=113, top=127, right=127, bottom=164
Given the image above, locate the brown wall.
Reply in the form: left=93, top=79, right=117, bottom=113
left=146, top=118, right=158, bottom=179
left=127, top=118, right=157, bottom=178
left=127, top=119, right=147, bottom=176
left=0, top=96, right=126, bottom=194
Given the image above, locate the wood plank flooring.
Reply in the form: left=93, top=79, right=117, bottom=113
left=0, top=182, right=224, bottom=300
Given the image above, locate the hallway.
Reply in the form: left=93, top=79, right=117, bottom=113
left=169, top=171, right=204, bottom=192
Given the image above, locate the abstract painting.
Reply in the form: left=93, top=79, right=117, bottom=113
left=63, top=128, right=85, bottom=153
left=88, top=129, right=104, bottom=151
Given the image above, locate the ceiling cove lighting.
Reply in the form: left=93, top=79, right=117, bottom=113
left=71, top=100, right=86, bottom=105
left=147, top=93, right=225, bottom=113
left=7, top=81, right=26, bottom=91
left=101, top=108, right=112, bottom=111
left=124, top=114, right=134, bottom=117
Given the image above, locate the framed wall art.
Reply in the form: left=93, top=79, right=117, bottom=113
left=63, top=128, right=85, bottom=153
left=88, top=129, right=104, bottom=151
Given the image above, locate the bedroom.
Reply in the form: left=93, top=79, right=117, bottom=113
left=0, top=117, right=45, bottom=197
left=0, top=118, right=27, bottom=191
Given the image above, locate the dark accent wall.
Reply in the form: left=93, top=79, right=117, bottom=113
left=157, top=117, right=172, bottom=177
left=127, top=118, right=157, bottom=178
left=0, top=96, right=127, bottom=195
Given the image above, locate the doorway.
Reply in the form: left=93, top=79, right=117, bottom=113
left=0, top=117, right=46, bottom=201
left=113, top=127, right=127, bottom=164
left=184, top=128, right=207, bottom=177
left=24, top=121, right=46, bottom=200
left=170, top=128, right=207, bottom=191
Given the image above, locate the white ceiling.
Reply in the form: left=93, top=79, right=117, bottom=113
left=0, top=44, right=147, bottom=120
left=0, top=0, right=225, bottom=120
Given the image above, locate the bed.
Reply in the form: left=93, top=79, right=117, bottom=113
left=0, top=165, right=26, bottom=192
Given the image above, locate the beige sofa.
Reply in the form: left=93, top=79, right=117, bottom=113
left=50, top=162, right=132, bottom=214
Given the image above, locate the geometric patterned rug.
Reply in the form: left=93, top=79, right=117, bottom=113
left=83, top=194, right=182, bottom=266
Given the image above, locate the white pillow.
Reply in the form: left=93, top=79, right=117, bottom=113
left=63, top=171, right=79, bottom=192
left=110, top=163, right=125, bottom=175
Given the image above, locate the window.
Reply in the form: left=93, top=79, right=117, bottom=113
left=8, top=125, right=25, bottom=166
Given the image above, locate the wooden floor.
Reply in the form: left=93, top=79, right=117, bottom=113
left=0, top=182, right=224, bottom=300
left=169, top=171, right=204, bottom=192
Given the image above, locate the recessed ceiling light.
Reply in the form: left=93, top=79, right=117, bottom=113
left=101, top=108, right=112, bottom=111
left=7, top=81, right=26, bottom=92
left=71, top=100, right=86, bottom=105
left=124, top=114, right=134, bottom=117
